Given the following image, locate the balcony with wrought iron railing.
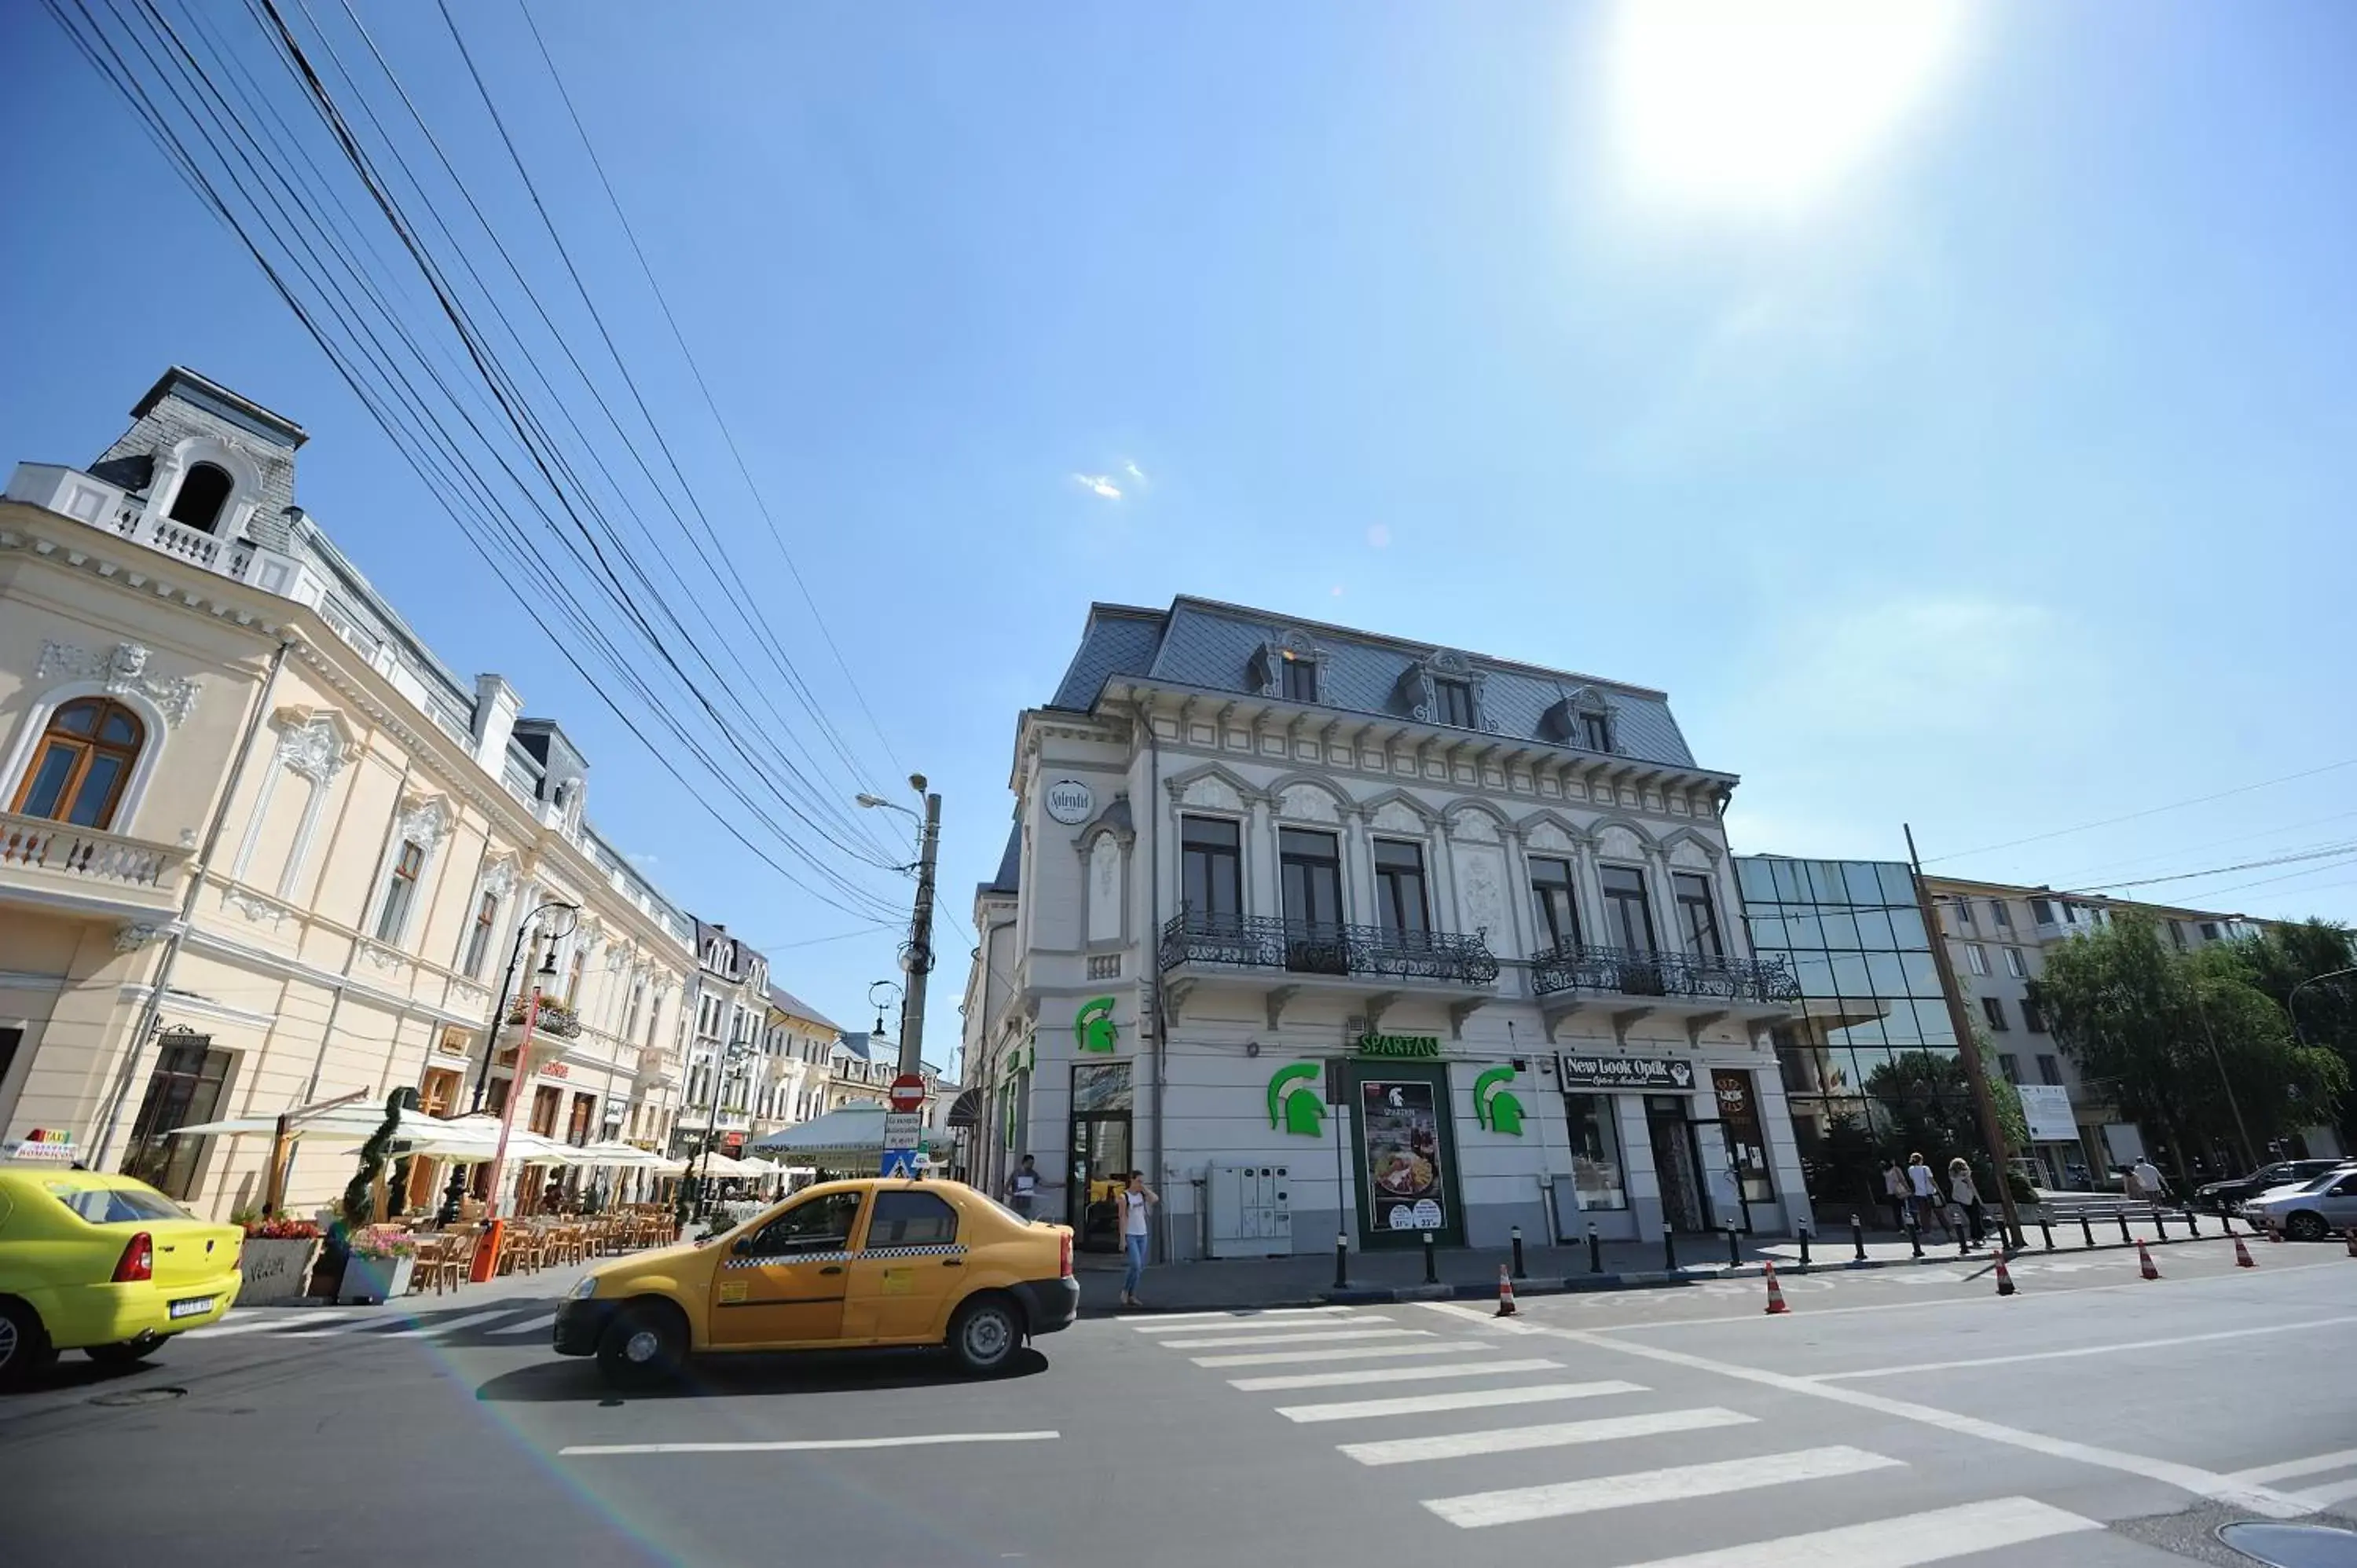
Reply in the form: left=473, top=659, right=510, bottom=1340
left=1158, top=909, right=1498, bottom=1029
left=1530, top=940, right=1798, bottom=1044
left=0, top=809, right=190, bottom=913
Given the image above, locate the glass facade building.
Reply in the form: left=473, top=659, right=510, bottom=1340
left=1736, top=856, right=1988, bottom=1217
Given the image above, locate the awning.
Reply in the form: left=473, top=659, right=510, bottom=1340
left=946, top=1087, right=982, bottom=1128
left=746, top=1105, right=929, bottom=1160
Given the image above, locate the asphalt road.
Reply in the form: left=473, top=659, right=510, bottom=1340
left=6, top=1245, right=2355, bottom=1568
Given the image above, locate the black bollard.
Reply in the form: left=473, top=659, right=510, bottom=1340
left=1908, top=1215, right=1923, bottom=1258
left=1798, top=1224, right=1813, bottom=1273
left=1422, top=1229, right=1439, bottom=1284
left=1587, top=1223, right=1604, bottom=1275
left=1511, top=1225, right=1527, bottom=1280
left=1333, top=1232, right=1349, bottom=1291
left=1851, top=1212, right=1868, bottom=1262
left=2117, top=1213, right=2133, bottom=1245
left=1727, top=1223, right=1743, bottom=1268
left=1662, top=1223, right=1678, bottom=1271
left=2038, top=1214, right=2055, bottom=1251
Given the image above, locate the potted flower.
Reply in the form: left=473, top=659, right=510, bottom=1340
left=337, top=1227, right=418, bottom=1303
left=236, top=1211, right=324, bottom=1306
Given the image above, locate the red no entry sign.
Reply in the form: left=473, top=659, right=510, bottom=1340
left=888, top=1074, right=926, bottom=1112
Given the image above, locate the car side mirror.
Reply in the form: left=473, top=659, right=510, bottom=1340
left=731, top=1237, right=751, bottom=1255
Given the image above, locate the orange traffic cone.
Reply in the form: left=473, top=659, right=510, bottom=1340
left=1495, top=1265, right=1518, bottom=1317
left=2234, top=1235, right=2256, bottom=1269
left=2136, top=1239, right=2161, bottom=1280
left=1992, top=1244, right=2017, bottom=1297
left=1762, top=1259, right=1790, bottom=1315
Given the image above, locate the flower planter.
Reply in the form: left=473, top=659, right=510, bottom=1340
left=237, top=1236, right=321, bottom=1306
left=336, top=1251, right=416, bottom=1304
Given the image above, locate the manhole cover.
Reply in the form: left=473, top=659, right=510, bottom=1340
left=2219, top=1522, right=2357, bottom=1567
left=88, top=1387, right=186, bottom=1408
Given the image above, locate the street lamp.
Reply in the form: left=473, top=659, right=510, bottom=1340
left=439, top=899, right=577, bottom=1225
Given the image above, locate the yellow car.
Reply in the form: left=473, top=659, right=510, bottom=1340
left=554, top=1177, right=1077, bottom=1387
left=0, top=1166, right=243, bottom=1387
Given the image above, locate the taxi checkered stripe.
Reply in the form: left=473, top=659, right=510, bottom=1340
left=720, top=1243, right=966, bottom=1270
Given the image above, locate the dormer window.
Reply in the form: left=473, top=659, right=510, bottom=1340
left=1579, top=712, right=1612, bottom=753
left=167, top=462, right=234, bottom=533
left=1281, top=653, right=1318, bottom=703
left=1433, top=677, right=1475, bottom=727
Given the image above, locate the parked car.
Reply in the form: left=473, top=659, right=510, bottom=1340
left=0, top=1166, right=243, bottom=1389
left=2240, top=1166, right=2357, bottom=1242
left=554, top=1177, right=1077, bottom=1387
left=2194, top=1159, right=2346, bottom=1214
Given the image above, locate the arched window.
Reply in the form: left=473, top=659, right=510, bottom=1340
left=167, top=462, right=236, bottom=533
left=9, top=698, right=146, bottom=829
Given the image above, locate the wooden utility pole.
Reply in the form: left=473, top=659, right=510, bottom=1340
left=1906, top=826, right=2026, bottom=1251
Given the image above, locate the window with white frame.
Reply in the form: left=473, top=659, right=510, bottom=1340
left=376, top=841, right=425, bottom=941
left=1964, top=943, right=1989, bottom=976
left=462, top=891, right=499, bottom=979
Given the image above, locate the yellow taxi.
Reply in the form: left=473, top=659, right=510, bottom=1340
left=0, top=1165, right=243, bottom=1387
left=554, top=1177, right=1076, bottom=1387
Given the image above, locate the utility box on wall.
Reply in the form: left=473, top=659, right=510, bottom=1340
left=1207, top=1162, right=1294, bottom=1258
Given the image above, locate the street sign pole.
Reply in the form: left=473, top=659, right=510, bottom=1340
left=882, top=1073, right=926, bottom=1176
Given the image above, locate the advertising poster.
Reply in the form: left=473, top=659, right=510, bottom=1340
left=1360, top=1079, right=1448, bottom=1232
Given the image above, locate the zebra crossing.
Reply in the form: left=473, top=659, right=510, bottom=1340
left=179, top=1301, right=557, bottom=1346
left=1124, top=1306, right=2114, bottom=1564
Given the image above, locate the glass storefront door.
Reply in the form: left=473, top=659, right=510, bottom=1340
left=1645, top=1095, right=1708, bottom=1233
left=1069, top=1060, right=1135, bottom=1254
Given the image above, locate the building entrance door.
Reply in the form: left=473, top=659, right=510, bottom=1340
left=1067, top=1113, right=1132, bottom=1253
left=1645, top=1095, right=1707, bottom=1233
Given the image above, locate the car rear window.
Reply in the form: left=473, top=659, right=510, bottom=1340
left=46, top=1184, right=189, bottom=1224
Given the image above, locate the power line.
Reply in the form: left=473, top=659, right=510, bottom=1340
left=2061, top=841, right=2357, bottom=896
left=1923, top=757, right=2357, bottom=866
left=2040, top=807, right=2357, bottom=888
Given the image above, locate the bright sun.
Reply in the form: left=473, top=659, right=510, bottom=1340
left=1608, top=0, right=1966, bottom=212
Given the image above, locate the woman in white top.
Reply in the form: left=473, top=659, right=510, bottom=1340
left=1116, top=1171, right=1159, bottom=1308
left=1948, top=1156, right=1985, bottom=1245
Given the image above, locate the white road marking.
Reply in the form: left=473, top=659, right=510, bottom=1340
left=1415, top=1299, right=1548, bottom=1333
left=1527, top=1322, right=2316, bottom=1519
left=184, top=1311, right=356, bottom=1339
left=1229, top=1357, right=1564, bottom=1392
left=1815, top=1316, right=2357, bottom=1381
left=1124, top=1307, right=1358, bottom=1328
left=486, top=1312, right=559, bottom=1336
left=1341, top=1406, right=1752, bottom=1466
left=563, top=1431, right=1060, bottom=1457
left=1424, top=1445, right=1901, bottom=1529
left=1602, top=1495, right=2100, bottom=1567
left=380, top=1310, right=513, bottom=1339
left=1156, top=1327, right=1434, bottom=1350
left=1276, top=1379, right=1644, bottom=1423
left=1192, top=1339, right=1495, bottom=1369
left=2231, top=1447, right=2357, bottom=1486
left=2293, top=1475, right=2357, bottom=1509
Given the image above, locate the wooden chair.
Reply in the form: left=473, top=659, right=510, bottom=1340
left=434, top=1229, right=476, bottom=1294
left=406, top=1234, right=446, bottom=1295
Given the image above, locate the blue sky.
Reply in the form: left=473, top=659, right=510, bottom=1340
left=5, top=2, right=2355, bottom=1064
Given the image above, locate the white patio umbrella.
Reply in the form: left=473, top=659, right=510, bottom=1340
left=571, top=1140, right=661, bottom=1167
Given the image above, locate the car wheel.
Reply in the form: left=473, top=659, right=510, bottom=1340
left=596, top=1302, right=685, bottom=1390
left=2284, top=1211, right=2330, bottom=1243
left=0, top=1299, right=56, bottom=1392
left=948, top=1295, right=1021, bottom=1376
left=86, top=1337, right=160, bottom=1368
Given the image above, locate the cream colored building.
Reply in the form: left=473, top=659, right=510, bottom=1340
left=0, top=368, right=713, bottom=1219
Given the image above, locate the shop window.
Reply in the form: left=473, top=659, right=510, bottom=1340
left=1712, top=1070, right=1776, bottom=1204
left=1562, top=1094, right=1627, bottom=1211
left=1529, top=857, right=1582, bottom=952
left=1180, top=815, right=1242, bottom=921
left=119, top=1032, right=232, bottom=1200
left=1673, top=871, right=1722, bottom=958
left=867, top=1189, right=959, bottom=1247
left=1373, top=839, right=1430, bottom=937
left=10, top=697, right=146, bottom=830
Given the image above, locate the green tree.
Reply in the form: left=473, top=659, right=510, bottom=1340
left=1861, top=1047, right=2024, bottom=1200
left=2230, top=919, right=2357, bottom=1149
left=2036, top=914, right=2348, bottom=1178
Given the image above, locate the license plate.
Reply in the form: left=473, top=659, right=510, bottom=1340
left=167, top=1297, right=214, bottom=1320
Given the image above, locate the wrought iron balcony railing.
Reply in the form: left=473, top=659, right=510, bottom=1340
left=1159, top=910, right=1500, bottom=987
left=1530, top=942, right=1801, bottom=1005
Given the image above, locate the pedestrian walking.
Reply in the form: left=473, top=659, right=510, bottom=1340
left=1881, top=1160, right=1909, bottom=1231
left=2132, top=1156, right=2166, bottom=1206
left=1948, top=1156, right=1986, bottom=1244
left=1003, top=1155, right=1041, bottom=1220
left=1906, top=1152, right=1953, bottom=1240
left=1116, top=1171, right=1159, bottom=1308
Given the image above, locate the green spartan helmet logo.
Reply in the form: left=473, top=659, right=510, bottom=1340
left=1074, top=997, right=1118, bottom=1053
left=1266, top=1063, right=1325, bottom=1136
left=1474, top=1064, right=1526, bottom=1135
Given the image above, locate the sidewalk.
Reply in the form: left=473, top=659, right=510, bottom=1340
left=1077, top=1215, right=2251, bottom=1315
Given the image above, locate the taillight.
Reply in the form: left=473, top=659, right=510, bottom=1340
left=113, top=1231, right=154, bottom=1283
left=1060, top=1230, right=1073, bottom=1278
